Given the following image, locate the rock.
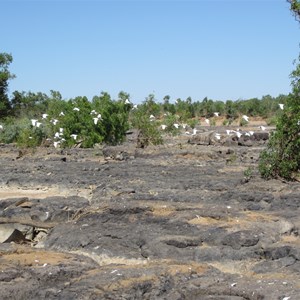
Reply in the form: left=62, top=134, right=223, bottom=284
left=253, top=132, right=269, bottom=141
left=0, top=224, right=25, bottom=243
left=221, top=230, right=260, bottom=250
left=188, top=131, right=215, bottom=145
left=0, top=137, right=299, bottom=298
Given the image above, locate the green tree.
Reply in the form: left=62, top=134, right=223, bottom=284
left=0, top=53, right=15, bottom=118
left=288, top=0, right=300, bottom=20
left=10, top=91, right=49, bottom=118
left=259, top=1, right=300, bottom=180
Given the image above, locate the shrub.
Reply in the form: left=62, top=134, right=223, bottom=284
left=239, top=118, right=248, bottom=127
left=259, top=55, right=300, bottom=180
left=130, top=110, right=163, bottom=147
left=187, top=118, right=199, bottom=129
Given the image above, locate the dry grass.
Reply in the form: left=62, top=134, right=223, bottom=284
left=0, top=248, right=72, bottom=269
left=189, top=210, right=278, bottom=231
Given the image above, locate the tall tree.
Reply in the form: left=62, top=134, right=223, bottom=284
left=258, top=1, right=300, bottom=180
left=0, top=52, right=15, bottom=118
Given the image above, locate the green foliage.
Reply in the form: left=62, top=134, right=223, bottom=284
left=130, top=109, right=163, bottom=147
left=259, top=3, right=300, bottom=181
left=210, top=118, right=216, bottom=126
left=0, top=117, right=23, bottom=144
left=243, top=167, right=254, bottom=180
left=1, top=91, right=131, bottom=149
left=0, top=117, right=43, bottom=147
left=93, top=92, right=131, bottom=145
left=186, top=118, right=199, bottom=129
left=288, top=0, right=300, bottom=20
left=266, top=115, right=278, bottom=126
left=259, top=55, right=300, bottom=180
left=11, top=91, right=49, bottom=118
left=16, top=127, right=43, bottom=148
left=225, top=100, right=238, bottom=120
left=239, top=118, right=248, bottom=127
left=0, top=52, right=15, bottom=118
left=140, top=94, right=161, bottom=116
left=163, top=114, right=181, bottom=135
left=222, top=119, right=230, bottom=126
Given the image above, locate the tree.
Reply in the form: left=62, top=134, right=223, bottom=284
left=288, top=0, right=300, bottom=21
left=259, top=1, right=300, bottom=180
left=0, top=53, right=15, bottom=118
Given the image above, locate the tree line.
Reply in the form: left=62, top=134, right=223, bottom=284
left=0, top=0, right=299, bottom=181
left=0, top=54, right=289, bottom=148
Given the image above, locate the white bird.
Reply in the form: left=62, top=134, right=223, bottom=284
left=259, top=125, right=266, bottom=131
left=0, top=125, right=3, bottom=130
left=205, top=119, right=210, bottom=125
left=54, top=132, right=60, bottom=138
left=73, top=107, right=80, bottom=112
left=236, top=131, right=242, bottom=138
left=149, top=114, right=155, bottom=120
left=53, top=141, right=60, bottom=148
left=51, top=119, right=58, bottom=125
left=242, top=115, right=249, bottom=122
left=192, top=128, right=198, bottom=135
left=42, top=113, right=48, bottom=119
left=36, top=122, right=42, bottom=128
left=70, top=134, right=78, bottom=140
left=215, top=133, right=221, bottom=140
left=59, top=128, right=64, bottom=133
left=173, top=123, right=179, bottom=129
left=182, top=124, right=188, bottom=129
left=249, top=131, right=254, bottom=135
left=93, top=117, right=99, bottom=125
left=90, top=109, right=97, bottom=115
left=226, top=129, right=231, bottom=135
left=161, top=124, right=167, bottom=130
left=214, top=112, right=219, bottom=117
left=132, top=104, right=138, bottom=109
left=59, top=111, right=65, bottom=116
left=279, top=103, right=284, bottom=110
left=31, top=119, right=38, bottom=126
left=97, top=113, right=102, bottom=120
left=125, top=99, right=131, bottom=104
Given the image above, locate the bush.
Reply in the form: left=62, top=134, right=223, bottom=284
left=130, top=110, right=163, bottom=147
left=186, top=118, right=199, bottom=129
left=239, top=118, right=248, bottom=127
left=259, top=55, right=300, bottom=180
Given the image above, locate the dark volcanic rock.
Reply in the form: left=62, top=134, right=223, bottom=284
left=221, top=231, right=260, bottom=250
left=0, top=139, right=300, bottom=299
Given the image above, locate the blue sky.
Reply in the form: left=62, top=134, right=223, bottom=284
left=2, top=0, right=299, bottom=104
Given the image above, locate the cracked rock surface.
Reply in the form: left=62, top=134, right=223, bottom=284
left=0, top=134, right=300, bottom=300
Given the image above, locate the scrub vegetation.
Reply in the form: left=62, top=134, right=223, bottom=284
left=0, top=0, right=299, bottom=181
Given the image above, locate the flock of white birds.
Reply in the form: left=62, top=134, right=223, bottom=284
left=28, top=106, right=104, bottom=148
left=158, top=103, right=285, bottom=140
left=0, top=102, right=284, bottom=148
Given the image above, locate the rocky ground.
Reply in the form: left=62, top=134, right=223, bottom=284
left=0, top=126, right=300, bottom=300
